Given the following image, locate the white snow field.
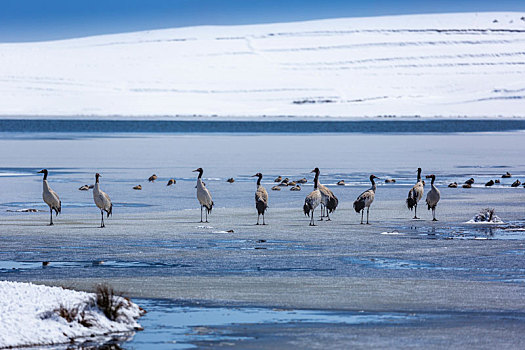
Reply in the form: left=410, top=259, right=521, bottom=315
left=0, top=281, right=143, bottom=348
left=0, top=12, right=524, bottom=119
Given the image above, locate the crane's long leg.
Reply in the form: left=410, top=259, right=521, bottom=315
left=366, top=207, right=370, bottom=224
left=414, top=204, right=419, bottom=219
left=360, top=210, right=364, bottom=224
left=49, top=208, right=53, bottom=226
left=432, top=208, right=438, bottom=221
left=319, top=204, right=324, bottom=221
left=100, top=210, right=105, bottom=228
left=262, top=213, right=266, bottom=225
left=205, top=208, right=208, bottom=223
left=200, top=206, right=203, bottom=223
left=326, top=208, right=331, bottom=221
left=257, top=213, right=260, bottom=225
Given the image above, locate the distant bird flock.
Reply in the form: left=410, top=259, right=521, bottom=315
left=33, top=167, right=521, bottom=227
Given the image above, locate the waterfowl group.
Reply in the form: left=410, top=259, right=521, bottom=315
left=33, top=167, right=523, bottom=227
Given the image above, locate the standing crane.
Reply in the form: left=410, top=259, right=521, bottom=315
left=193, top=168, right=213, bottom=222
left=407, top=168, right=424, bottom=219
left=37, top=169, right=61, bottom=225
left=303, top=168, right=322, bottom=226
left=353, top=175, right=379, bottom=224
left=425, top=174, right=441, bottom=221
left=317, top=173, right=338, bottom=221
left=93, top=173, right=112, bottom=228
left=252, top=173, right=268, bottom=225
left=311, top=168, right=338, bottom=221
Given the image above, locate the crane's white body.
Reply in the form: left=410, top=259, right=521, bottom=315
left=42, top=179, right=61, bottom=225
left=196, top=176, right=213, bottom=222
left=426, top=179, right=441, bottom=221
left=353, top=175, right=378, bottom=224
left=255, top=182, right=268, bottom=225
left=42, top=180, right=60, bottom=212
left=318, top=182, right=338, bottom=221
left=407, top=168, right=424, bottom=219
left=93, top=181, right=112, bottom=227
left=197, top=178, right=213, bottom=209
left=303, top=168, right=322, bottom=226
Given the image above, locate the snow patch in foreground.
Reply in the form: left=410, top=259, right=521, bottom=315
left=0, top=281, right=144, bottom=348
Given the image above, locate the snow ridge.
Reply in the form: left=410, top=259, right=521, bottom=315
left=0, top=12, right=524, bottom=118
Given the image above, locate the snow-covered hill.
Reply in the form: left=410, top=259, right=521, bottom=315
left=1, top=12, right=524, bottom=119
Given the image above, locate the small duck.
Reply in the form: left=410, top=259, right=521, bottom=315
left=337, top=180, right=345, bottom=186
left=271, top=186, right=281, bottom=191
left=485, top=180, right=494, bottom=187
left=462, top=183, right=472, bottom=188
left=448, top=182, right=458, bottom=188
left=167, top=179, right=176, bottom=186
left=288, top=181, right=297, bottom=186
left=502, top=172, right=512, bottom=178
left=511, top=179, right=521, bottom=187
left=78, top=185, right=90, bottom=191
left=274, top=176, right=282, bottom=182
left=227, top=178, right=235, bottom=183
left=133, top=185, right=142, bottom=190
left=495, top=179, right=501, bottom=184
left=290, top=185, right=301, bottom=191
left=385, top=178, right=396, bottom=183
left=296, top=178, right=308, bottom=184
left=464, top=178, right=475, bottom=185
left=148, top=174, right=158, bottom=182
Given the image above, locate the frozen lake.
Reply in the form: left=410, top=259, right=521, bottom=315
left=1, top=123, right=525, bottom=348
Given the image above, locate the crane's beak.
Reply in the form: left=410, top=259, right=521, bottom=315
left=37, top=170, right=43, bottom=174
left=192, top=169, right=199, bottom=172
left=251, top=174, right=258, bottom=177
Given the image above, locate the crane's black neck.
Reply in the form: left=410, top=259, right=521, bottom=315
left=42, top=170, right=48, bottom=181
left=197, top=169, right=203, bottom=179
left=313, top=171, right=319, bottom=189
left=417, top=168, right=422, bottom=182
left=95, top=174, right=100, bottom=183
left=430, top=176, right=435, bottom=185
left=370, top=176, right=376, bottom=187
left=257, top=174, right=262, bottom=186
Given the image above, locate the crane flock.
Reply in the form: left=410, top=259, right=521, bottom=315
left=31, top=167, right=449, bottom=227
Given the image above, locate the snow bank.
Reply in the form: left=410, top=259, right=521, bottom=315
left=0, top=12, right=524, bottom=118
left=0, top=281, right=144, bottom=348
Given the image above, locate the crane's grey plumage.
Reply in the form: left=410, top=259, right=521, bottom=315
left=38, top=169, right=61, bottom=226
left=407, top=167, right=424, bottom=219
left=253, top=173, right=268, bottom=225
left=303, top=168, right=322, bottom=226
left=425, top=174, right=441, bottom=221
left=193, top=168, right=213, bottom=222
left=93, top=173, right=112, bottom=228
left=353, top=175, right=379, bottom=224
left=317, top=170, right=338, bottom=221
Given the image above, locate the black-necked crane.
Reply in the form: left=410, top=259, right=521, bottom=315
left=303, top=168, right=322, bottom=226
left=193, top=168, right=213, bottom=222
left=407, top=168, right=424, bottom=219
left=316, top=169, right=338, bottom=221
left=37, top=169, right=61, bottom=226
left=425, top=174, right=440, bottom=221
left=353, top=175, right=379, bottom=224
left=93, top=173, right=112, bottom=228
left=252, top=173, right=268, bottom=225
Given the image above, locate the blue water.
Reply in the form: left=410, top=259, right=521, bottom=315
left=1, top=119, right=525, bottom=134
